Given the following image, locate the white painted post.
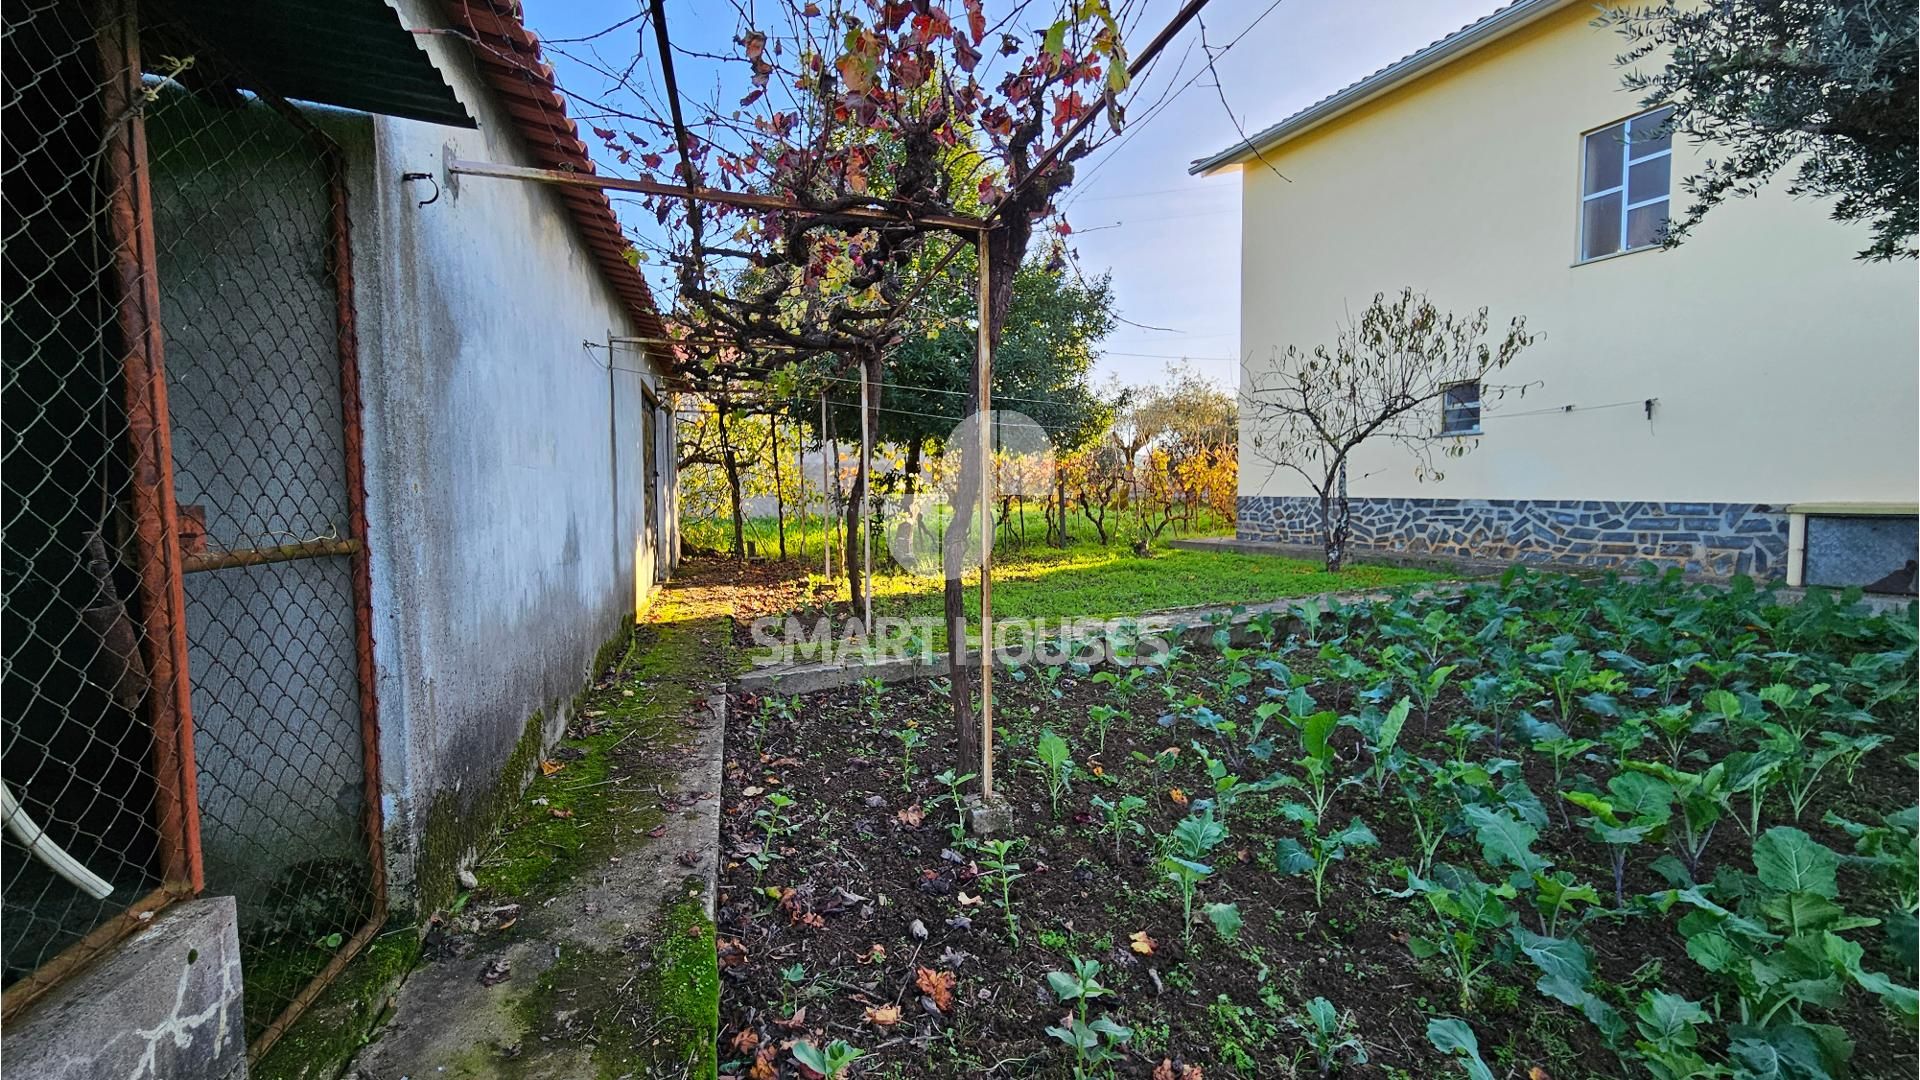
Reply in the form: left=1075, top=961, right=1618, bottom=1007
left=977, top=228, right=995, bottom=800
left=821, top=393, right=831, bottom=582
left=859, top=361, right=873, bottom=634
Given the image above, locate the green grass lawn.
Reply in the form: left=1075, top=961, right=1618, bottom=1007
left=872, top=543, right=1445, bottom=627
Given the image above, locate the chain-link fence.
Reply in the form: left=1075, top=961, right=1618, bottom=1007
left=2, top=0, right=385, bottom=1058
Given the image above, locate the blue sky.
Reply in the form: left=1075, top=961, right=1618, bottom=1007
left=519, top=0, right=1493, bottom=389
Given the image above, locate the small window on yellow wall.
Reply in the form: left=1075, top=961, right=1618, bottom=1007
left=1441, top=381, right=1481, bottom=435
left=1580, top=106, right=1673, bottom=261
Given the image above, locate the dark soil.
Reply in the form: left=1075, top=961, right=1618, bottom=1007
left=714, top=603, right=1917, bottom=1079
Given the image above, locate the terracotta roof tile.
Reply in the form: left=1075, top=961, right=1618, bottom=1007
left=443, top=0, right=674, bottom=362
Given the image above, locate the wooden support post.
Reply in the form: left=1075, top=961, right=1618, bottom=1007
left=977, top=228, right=995, bottom=799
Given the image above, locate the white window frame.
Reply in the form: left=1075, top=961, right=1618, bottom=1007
left=1440, top=380, right=1482, bottom=436
left=1579, top=107, right=1673, bottom=262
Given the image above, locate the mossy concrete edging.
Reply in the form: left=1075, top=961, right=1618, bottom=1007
left=254, top=627, right=638, bottom=1080
left=338, top=612, right=728, bottom=1080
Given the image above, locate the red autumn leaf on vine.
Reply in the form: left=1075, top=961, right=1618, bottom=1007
left=911, top=8, right=952, bottom=44
left=954, top=36, right=981, bottom=73
left=964, top=0, right=986, bottom=43
left=894, top=52, right=927, bottom=90
left=742, top=31, right=766, bottom=61
left=1051, top=90, right=1087, bottom=135
left=641, top=152, right=664, bottom=170
left=878, top=1, right=913, bottom=31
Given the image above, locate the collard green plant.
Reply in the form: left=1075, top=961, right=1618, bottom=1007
left=1191, top=742, right=1283, bottom=822
left=1289, top=996, right=1368, bottom=1077
left=791, top=1039, right=865, bottom=1079
left=1090, top=793, right=1148, bottom=856
left=1342, top=697, right=1411, bottom=796
left=1425, top=1017, right=1495, bottom=1080
left=1566, top=771, right=1673, bottom=905
left=1086, top=704, right=1121, bottom=754
left=1275, top=801, right=1378, bottom=907
left=1045, top=957, right=1130, bottom=1080
left=1629, top=991, right=1716, bottom=1080
left=1163, top=856, right=1212, bottom=952
left=1205, top=901, right=1243, bottom=943
left=1034, top=730, right=1075, bottom=816
left=892, top=722, right=925, bottom=792
left=930, top=768, right=977, bottom=843
left=979, top=838, right=1025, bottom=946
left=1395, top=865, right=1516, bottom=1011
left=1662, top=826, right=1917, bottom=1071
left=1627, top=760, right=1727, bottom=879
left=1523, top=717, right=1598, bottom=827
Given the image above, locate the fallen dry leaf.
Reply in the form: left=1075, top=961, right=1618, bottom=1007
left=916, top=967, right=957, bottom=1013
left=771, top=1006, right=808, bottom=1030
left=1130, top=930, right=1157, bottom=956
left=858, top=944, right=888, bottom=964
left=548, top=807, right=574, bottom=819
left=539, top=760, right=564, bottom=776
left=1168, top=788, right=1188, bottom=806
left=1529, top=1069, right=1552, bottom=1080
left=956, top=892, right=983, bottom=907
left=748, top=1045, right=778, bottom=1080
left=730, top=1027, right=761, bottom=1053
left=648, top=824, right=669, bottom=838
left=742, top=786, right=765, bottom=797
left=716, top=937, right=749, bottom=968
left=864, top=1003, right=902, bottom=1027
left=896, top=804, right=925, bottom=828
left=477, top=958, right=512, bottom=986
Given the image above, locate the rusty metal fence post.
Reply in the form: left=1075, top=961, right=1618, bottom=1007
left=3, top=0, right=390, bottom=1055
left=1, top=0, right=201, bottom=1019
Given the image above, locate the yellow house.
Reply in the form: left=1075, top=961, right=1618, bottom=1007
left=1194, top=0, right=1918, bottom=589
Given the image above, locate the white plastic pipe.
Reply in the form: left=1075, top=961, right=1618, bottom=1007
left=2, top=783, right=114, bottom=900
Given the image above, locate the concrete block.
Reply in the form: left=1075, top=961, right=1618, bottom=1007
left=7, top=896, right=248, bottom=1080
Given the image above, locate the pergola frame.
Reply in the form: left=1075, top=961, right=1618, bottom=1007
left=445, top=0, right=1214, bottom=811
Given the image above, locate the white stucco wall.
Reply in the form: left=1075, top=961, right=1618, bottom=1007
left=348, top=0, right=675, bottom=896
left=1230, top=3, right=1918, bottom=506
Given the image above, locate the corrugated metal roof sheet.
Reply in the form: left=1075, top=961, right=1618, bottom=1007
left=156, top=0, right=475, bottom=128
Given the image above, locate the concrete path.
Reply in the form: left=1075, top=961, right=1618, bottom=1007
left=343, top=585, right=731, bottom=1080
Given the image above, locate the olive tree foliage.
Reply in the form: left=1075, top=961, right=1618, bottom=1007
left=1242, top=289, right=1536, bottom=573
left=1601, top=0, right=1918, bottom=262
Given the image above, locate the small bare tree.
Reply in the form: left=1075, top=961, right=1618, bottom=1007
left=1243, top=288, right=1537, bottom=571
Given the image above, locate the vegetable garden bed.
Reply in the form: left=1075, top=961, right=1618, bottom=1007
left=716, top=570, right=1917, bottom=1079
